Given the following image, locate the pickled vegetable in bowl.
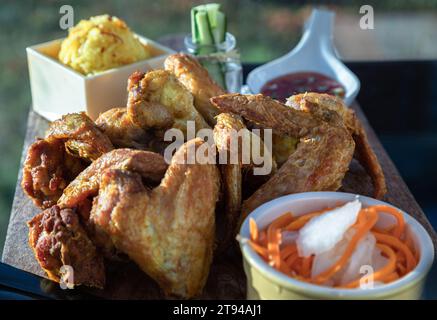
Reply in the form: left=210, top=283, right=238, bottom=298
left=241, top=198, right=419, bottom=288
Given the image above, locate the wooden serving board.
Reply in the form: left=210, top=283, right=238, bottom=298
left=2, top=105, right=437, bottom=299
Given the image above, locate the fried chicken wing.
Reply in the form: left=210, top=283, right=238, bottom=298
left=22, top=113, right=114, bottom=208
left=127, top=71, right=174, bottom=130
left=90, top=138, right=220, bottom=298
left=95, top=107, right=155, bottom=150
left=96, top=66, right=215, bottom=153
left=28, top=205, right=105, bottom=288
left=352, top=122, right=387, bottom=199
left=58, top=148, right=168, bottom=209
left=213, top=113, right=244, bottom=251
left=165, top=53, right=225, bottom=125
left=287, top=93, right=387, bottom=199
left=22, top=139, right=85, bottom=209
left=211, top=94, right=355, bottom=219
left=127, top=69, right=209, bottom=137
left=46, top=112, right=113, bottom=161
left=213, top=113, right=277, bottom=251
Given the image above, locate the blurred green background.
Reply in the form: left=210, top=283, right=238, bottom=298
left=1, top=0, right=437, bottom=256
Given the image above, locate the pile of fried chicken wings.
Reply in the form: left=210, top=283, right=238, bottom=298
left=22, top=53, right=386, bottom=298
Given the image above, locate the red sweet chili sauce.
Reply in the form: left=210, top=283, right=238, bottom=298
left=260, top=72, right=345, bottom=102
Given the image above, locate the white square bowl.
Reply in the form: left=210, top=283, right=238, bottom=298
left=27, top=35, right=175, bottom=121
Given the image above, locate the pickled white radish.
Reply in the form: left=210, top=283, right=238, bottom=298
left=372, top=247, right=390, bottom=271
left=339, top=232, right=376, bottom=285
left=297, top=199, right=361, bottom=257
left=311, top=229, right=355, bottom=280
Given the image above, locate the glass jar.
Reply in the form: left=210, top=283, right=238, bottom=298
left=184, top=32, right=242, bottom=93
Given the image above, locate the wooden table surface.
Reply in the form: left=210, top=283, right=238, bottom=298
left=2, top=105, right=436, bottom=299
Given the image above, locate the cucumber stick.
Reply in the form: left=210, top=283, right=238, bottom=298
left=195, top=11, right=214, bottom=49
left=191, top=3, right=226, bottom=44
left=212, top=11, right=226, bottom=44
left=190, top=3, right=227, bottom=88
left=191, top=8, right=199, bottom=43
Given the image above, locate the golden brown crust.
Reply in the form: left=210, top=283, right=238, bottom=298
left=127, top=71, right=175, bottom=130
left=165, top=53, right=225, bottom=125
left=46, top=112, right=113, bottom=161
left=211, top=94, right=322, bottom=137
left=127, top=69, right=209, bottom=137
left=287, top=93, right=352, bottom=127
left=211, top=94, right=355, bottom=219
left=288, top=93, right=387, bottom=199
left=90, top=138, right=220, bottom=298
left=22, top=112, right=113, bottom=209
left=58, top=148, right=168, bottom=209
left=212, top=113, right=278, bottom=250
left=28, top=205, right=105, bottom=288
left=95, top=107, right=153, bottom=149
left=352, top=119, right=387, bottom=199
left=241, top=124, right=354, bottom=218
left=213, top=113, right=244, bottom=252
left=22, top=139, right=82, bottom=209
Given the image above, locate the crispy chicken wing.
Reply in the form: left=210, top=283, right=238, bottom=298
left=22, top=139, right=85, bottom=209
left=96, top=65, right=216, bottom=153
left=58, top=148, right=168, bottom=209
left=213, top=113, right=244, bottom=251
left=95, top=107, right=156, bottom=150
left=28, top=205, right=105, bottom=288
left=211, top=94, right=355, bottom=219
left=22, top=113, right=113, bottom=208
left=90, top=138, right=220, bottom=298
left=213, top=113, right=277, bottom=251
left=127, top=71, right=174, bottom=130
left=287, top=93, right=387, bottom=199
left=127, top=70, right=209, bottom=137
left=46, top=112, right=113, bottom=161
left=165, top=53, right=225, bottom=125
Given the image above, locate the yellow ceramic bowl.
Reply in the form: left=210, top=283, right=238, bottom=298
left=240, top=192, right=435, bottom=300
